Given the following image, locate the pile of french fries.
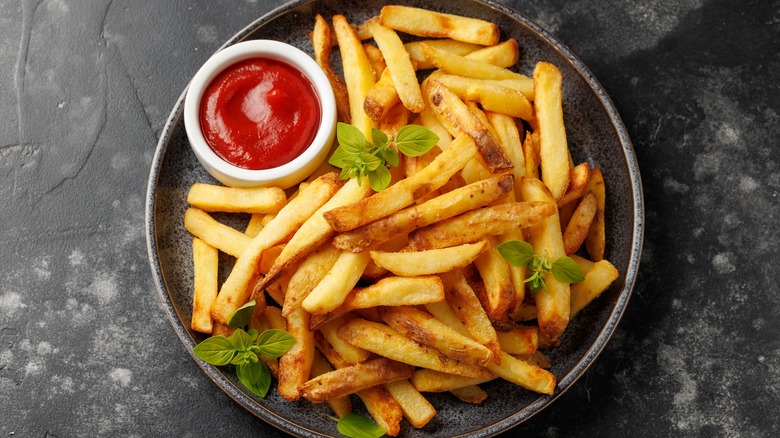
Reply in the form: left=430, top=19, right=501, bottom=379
left=183, top=5, right=620, bottom=435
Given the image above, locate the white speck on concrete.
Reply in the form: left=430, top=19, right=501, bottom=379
left=109, top=368, right=133, bottom=387
left=712, top=252, right=736, bottom=274
left=69, top=249, right=85, bottom=267
left=738, top=176, right=758, bottom=193
left=88, top=271, right=119, bottom=305
left=0, top=292, right=27, bottom=315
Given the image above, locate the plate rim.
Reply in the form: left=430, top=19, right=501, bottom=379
left=144, top=0, right=644, bottom=436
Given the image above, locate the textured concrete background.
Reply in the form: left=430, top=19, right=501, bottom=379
left=1, top=0, right=778, bottom=437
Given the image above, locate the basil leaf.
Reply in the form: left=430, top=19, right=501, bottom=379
left=381, top=147, right=399, bottom=168
left=340, top=166, right=359, bottom=181
left=338, top=122, right=368, bottom=154
left=368, top=165, right=392, bottom=192
left=193, top=336, right=236, bottom=366
left=497, top=240, right=535, bottom=267
left=371, top=128, right=388, bottom=150
left=337, top=413, right=386, bottom=438
left=229, top=328, right=254, bottom=352
left=329, top=145, right=351, bottom=167
left=237, top=360, right=271, bottom=398
left=255, top=329, right=296, bottom=358
left=394, top=125, right=438, bottom=157
left=227, top=299, right=256, bottom=328
left=230, top=351, right=252, bottom=366
left=247, top=328, right=259, bottom=342
left=551, top=256, right=585, bottom=284
left=360, top=152, right=383, bottom=172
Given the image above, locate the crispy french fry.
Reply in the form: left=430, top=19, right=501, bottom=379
left=558, top=162, right=592, bottom=207
left=421, top=43, right=529, bottom=82
left=379, top=306, right=493, bottom=367
left=411, top=368, right=494, bottom=392
left=333, top=15, right=376, bottom=136
left=465, top=39, right=519, bottom=68
left=211, top=173, right=341, bottom=324
left=486, top=352, right=556, bottom=395
left=383, top=379, right=437, bottom=428
left=563, top=191, right=598, bottom=255
left=450, top=385, right=488, bottom=404
left=514, top=351, right=552, bottom=369
left=419, top=106, right=453, bottom=149
left=496, top=325, right=538, bottom=355
left=278, top=308, right=315, bottom=401
left=244, top=213, right=265, bottom=238
left=371, top=241, right=488, bottom=277
left=472, top=236, right=515, bottom=325
left=283, top=244, right=341, bottom=316
left=487, top=112, right=526, bottom=183
left=364, top=69, right=400, bottom=123
left=323, top=133, right=478, bottom=232
left=191, top=238, right=218, bottom=334
left=301, top=250, right=371, bottom=314
left=333, top=174, right=513, bottom=253
left=310, top=350, right=352, bottom=417
left=405, top=39, right=483, bottom=70
left=534, top=62, right=570, bottom=200
left=570, top=259, right=618, bottom=317
left=368, top=20, right=424, bottom=113
left=378, top=103, right=412, bottom=137
left=362, top=43, right=386, bottom=81
left=425, top=79, right=513, bottom=174
left=312, top=15, right=351, bottom=124
left=186, top=183, right=286, bottom=214
left=184, top=208, right=252, bottom=258
left=520, top=177, right=569, bottom=342
left=338, top=318, right=493, bottom=378
left=585, top=168, right=606, bottom=261
left=301, top=357, right=413, bottom=403
left=523, top=132, right=540, bottom=179
left=380, top=5, right=499, bottom=45
left=319, top=317, right=372, bottom=365
left=407, top=201, right=557, bottom=251
left=435, top=74, right=534, bottom=121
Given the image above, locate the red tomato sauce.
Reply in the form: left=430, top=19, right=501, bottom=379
left=199, top=58, right=321, bottom=170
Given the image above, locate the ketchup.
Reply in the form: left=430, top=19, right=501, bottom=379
left=199, top=58, right=321, bottom=170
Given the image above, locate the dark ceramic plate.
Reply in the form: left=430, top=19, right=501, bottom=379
left=145, top=0, right=644, bottom=436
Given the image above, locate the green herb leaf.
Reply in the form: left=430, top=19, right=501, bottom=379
left=394, top=125, right=439, bottom=157
left=229, top=328, right=254, bottom=352
left=255, top=329, right=296, bottom=358
left=360, top=152, right=383, bottom=172
left=230, top=350, right=253, bottom=366
left=337, top=413, right=386, bottom=438
left=368, top=165, right=392, bottom=192
left=551, top=256, right=585, bottom=284
left=371, top=128, right=388, bottom=150
left=247, top=328, right=260, bottom=341
left=337, top=122, right=368, bottom=154
left=237, top=360, right=271, bottom=398
left=381, top=147, right=399, bottom=168
left=497, top=241, right=535, bottom=267
left=227, top=299, right=256, bottom=328
left=329, top=145, right=351, bottom=167
left=193, top=336, right=236, bottom=366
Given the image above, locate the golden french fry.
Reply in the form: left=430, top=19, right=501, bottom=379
left=435, top=74, right=534, bottom=121
left=534, top=61, right=570, bottom=200
left=425, top=79, right=513, bottom=174
left=419, top=106, right=453, bottom=149
left=411, top=369, right=494, bottom=392
left=563, top=191, right=598, bottom=255
left=363, top=69, right=400, bottom=123
left=319, top=317, right=372, bottom=365
left=312, top=15, right=351, bottom=123
left=323, top=133, right=478, bottom=232
left=405, top=39, right=483, bottom=70
left=520, top=177, right=569, bottom=342
left=283, top=244, right=341, bottom=316
left=420, top=43, right=530, bottom=82
left=450, top=385, right=488, bottom=404
left=486, top=112, right=526, bottom=183
left=570, top=259, right=619, bottom=317
left=368, top=21, right=424, bottom=113
left=184, top=208, right=251, bottom=258
left=333, top=15, right=376, bottom=136
left=486, top=352, right=556, bottom=395
left=472, top=236, right=515, bottom=325
left=558, top=162, right=592, bottom=207
left=302, top=250, right=371, bottom=314
left=278, top=308, right=315, bottom=401
left=338, top=318, right=493, bottom=378
left=378, top=103, right=412, bottom=137
left=362, top=43, right=386, bottom=81
left=383, top=379, right=437, bottom=429
left=465, top=39, right=519, bottom=68
left=371, top=241, right=488, bottom=277
left=186, top=183, right=286, bottom=214
left=496, top=325, right=538, bottom=355
left=191, top=238, right=218, bottom=334
left=354, top=16, right=380, bottom=42
left=522, top=132, right=540, bottom=179
left=310, top=350, right=352, bottom=417
left=301, top=357, right=413, bottom=403
left=380, top=5, right=499, bottom=45
left=333, top=174, right=513, bottom=253
left=514, top=351, right=552, bottom=369
left=379, top=306, right=493, bottom=367
left=585, top=167, right=606, bottom=261
left=407, top=201, right=557, bottom=251
left=244, top=213, right=265, bottom=237
left=211, top=173, right=341, bottom=324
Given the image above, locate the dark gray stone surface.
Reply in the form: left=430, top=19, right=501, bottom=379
left=0, top=0, right=777, bottom=437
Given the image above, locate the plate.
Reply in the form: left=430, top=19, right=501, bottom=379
left=144, top=0, right=644, bottom=436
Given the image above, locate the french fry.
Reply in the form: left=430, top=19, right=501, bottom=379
left=278, top=308, right=315, bottom=401
left=405, top=39, right=483, bottom=70
left=558, top=162, right=592, bottom=207
left=333, top=15, right=376, bottom=136
left=186, top=183, right=286, bottom=214
left=301, top=357, right=413, bottom=403
left=302, top=250, right=372, bottom=314
left=420, top=43, right=529, bottom=82
left=520, top=177, right=569, bottom=342
left=333, top=174, right=513, bottom=253
left=534, top=62, right=570, bottom=200
left=563, top=191, right=598, bottom=255
left=383, top=379, right=437, bottom=429
left=379, top=306, right=494, bottom=367
left=368, top=20, right=424, bottom=113
left=378, top=103, right=412, bottom=137
left=191, top=238, right=218, bottom=334
left=435, top=74, right=534, bottom=121
left=486, top=352, right=556, bottom=395
left=407, top=202, right=557, bottom=251
left=370, top=241, right=488, bottom=277
left=244, top=213, right=265, bottom=238
left=211, top=173, right=341, bottom=324
left=337, top=318, right=493, bottom=378
left=496, top=325, right=538, bottom=355
left=419, top=106, right=453, bottom=149
left=184, top=208, right=252, bottom=258
left=450, top=385, right=488, bottom=404
left=514, top=351, right=552, bottom=369
left=283, top=244, right=341, bottom=316
left=411, top=369, right=494, bottom=392
left=362, top=43, right=386, bottom=81
left=323, top=133, right=479, bottom=232
left=570, top=259, right=619, bottom=317
left=379, top=5, right=499, bottom=45
left=465, top=39, right=520, bottom=68
left=486, top=112, right=526, bottom=184
left=472, top=236, right=515, bottom=325
left=523, top=133, right=540, bottom=179
left=310, top=350, right=352, bottom=417
left=312, top=15, right=351, bottom=123
left=585, top=167, right=606, bottom=261
left=364, top=69, right=400, bottom=123
left=319, top=317, right=372, bottom=365
left=425, top=79, right=513, bottom=173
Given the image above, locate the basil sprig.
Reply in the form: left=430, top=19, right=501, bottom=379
left=328, top=122, right=439, bottom=192
left=497, top=240, right=584, bottom=295
left=333, top=413, right=386, bottom=438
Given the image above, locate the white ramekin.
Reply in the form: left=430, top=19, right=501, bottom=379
left=183, top=40, right=336, bottom=189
